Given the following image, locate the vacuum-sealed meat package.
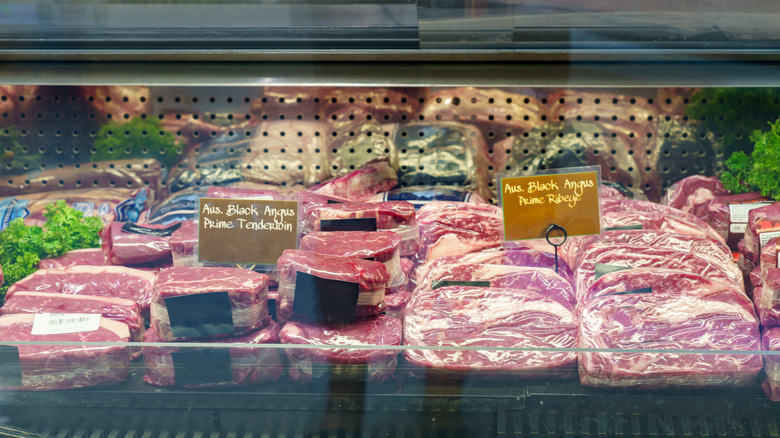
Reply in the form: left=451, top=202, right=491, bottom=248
left=145, top=187, right=208, bottom=226
left=6, top=266, right=156, bottom=314
left=276, top=250, right=390, bottom=323
left=169, top=220, right=200, bottom=268
left=662, top=175, right=728, bottom=219
left=299, top=231, right=407, bottom=292
left=306, top=160, right=398, bottom=202
left=579, top=288, right=762, bottom=388
left=1, top=291, right=144, bottom=342
left=744, top=203, right=780, bottom=265
left=601, top=198, right=715, bottom=231
left=415, top=202, right=504, bottom=263
left=38, top=248, right=107, bottom=269
left=575, top=243, right=744, bottom=301
left=414, top=248, right=573, bottom=289
left=754, top=287, right=780, bottom=328
left=760, top=268, right=780, bottom=328
left=0, top=314, right=130, bottom=390
left=327, top=107, right=397, bottom=177
left=603, top=211, right=725, bottom=244
left=761, top=238, right=779, bottom=280
left=583, top=268, right=743, bottom=304
left=150, top=267, right=269, bottom=341
left=278, top=314, right=402, bottom=384
left=142, top=321, right=284, bottom=388
left=564, top=229, right=732, bottom=274
left=304, top=201, right=418, bottom=256
left=101, top=221, right=180, bottom=266
left=413, top=263, right=574, bottom=309
left=707, top=192, right=771, bottom=250
left=404, top=286, right=578, bottom=378
left=762, top=327, right=780, bottom=401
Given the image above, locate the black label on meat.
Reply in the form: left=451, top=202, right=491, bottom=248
left=361, top=257, right=376, bottom=262
left=293, top=271, right=359, bottom=324
left=268, top=297, right=277, bottom=321
left=607, top=287, right=653, bottom=296
left=326, top=199, right=343, bottom=204
left=432, top=280, right=491, bottom=290
left=165, top=291, right=235, bottom=339
left=606, top=224, right=643, bottom=231
left=171, top=348, right=233, bottom=385
left=122, top=221, right=182, bottom=237
left=0, top=345, right=22, bottom=387
left=594, top=263, right=631, bottom=280
left=320, top=218, right=378, bottom=232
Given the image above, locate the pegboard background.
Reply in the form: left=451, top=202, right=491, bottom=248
left=1, top=85, right=775, bottom=203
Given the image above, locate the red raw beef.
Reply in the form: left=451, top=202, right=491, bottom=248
left=307, top=160, right=398, bottom=202
left=403, top=286, right=578, bottom=378
left=413, top=262, right=574, bottom=310
left=603, top=210, right=724, bottom=244
left=414, top=248, right=574, bottom=289
left=762, top=327, right=780, bottom=401
left=706, top=192, right=771, bottom=250
left=168, top=220, right=200, bottom=268
left=1, top=291, right=144, bottom=343
left=759, top=268, right=780, bottom=328
left=6, top=266, right=156, bottom=314
left=575, top=243, right=744, bottom=301
left=579, top=287, right=761, bottom=388
left=276, top=250, right=390, bottom=322
left=564, top=229, right=732, bottom=274
left=662, top=175, right=728, bottom=219
left=101, top=221, right=175, bottom=266
left=744, top=203, right=780, bottom=265
left=583, top=268, right=743, bottom=304
left=142, top=321, right=284, bottom=388
left=38, top=248, right=107, bottom=269
left=150, top=267, right=269, bottom=341
left=305, top=201, right=418, bottom=256
left=279, top=314, right=402, bottom=384
left=299, top=231, right=407, bottom=291
left=0, top=314, right=130, bottom=390
left=415, top=202, right=504, bottom=263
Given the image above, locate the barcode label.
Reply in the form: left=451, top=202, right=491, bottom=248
left=31, top=313, right=101, bottom=335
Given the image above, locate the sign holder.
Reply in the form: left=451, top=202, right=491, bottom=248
left=545, top=223, right=567, bottom=274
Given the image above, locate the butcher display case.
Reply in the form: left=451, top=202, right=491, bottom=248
left=3, top=1, right=780, bottom=437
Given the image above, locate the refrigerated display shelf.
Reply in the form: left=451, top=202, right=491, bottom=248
left=1, top=364, right=779, bottom=437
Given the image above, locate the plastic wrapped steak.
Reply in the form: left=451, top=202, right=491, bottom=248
left=299, top=231, right=407, bottom=292
left=101, top=221, right=178, bottom=266
left=415, top=202, right=504, bottom=263
left=142, top=321, right=284, bottom=388
left=579, top=288, right=762, bottom=388
left=6, top=266, right=156, bottom=314
left=762, top=327, right=780, bottom=401
left=279, top=314, right=402, bottom=384
left=413, top=262, right=575, bottom=309
left=306, top=159, right=398, bottom=202
left=150, top=267, right=269, bottom=341
left=276, top=250, right=390, bottom=323
left=1, top=291, right=144, bottom=343
left=403, top=286, right=578, bottom=378
left=0, top=314, right=130, bottom=391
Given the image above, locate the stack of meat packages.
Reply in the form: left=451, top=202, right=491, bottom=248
left=0, top=248, right=157, bottom=390
left=662, top=175, right=780, bottom=399
left=574, top=189, right=762, bottom=388
left=274, top=198, right=415, bottom=383
left=402, top=201, right=579, bottom=379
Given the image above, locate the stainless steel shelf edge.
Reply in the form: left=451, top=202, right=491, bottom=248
left=2, top=61, right=780, bottom=87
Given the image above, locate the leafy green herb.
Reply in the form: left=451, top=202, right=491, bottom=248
left=686, top=88, right=780, bottom=156
left=93, top=116, right=182, bottom=167
left=720, top=121, right=780, bottom=200
left=0, top=200, right=103, bottom=296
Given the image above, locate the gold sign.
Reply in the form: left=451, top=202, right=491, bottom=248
left=198, top=198, right=298, bottom=265
left=500, top=167, right=601, bottom=241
